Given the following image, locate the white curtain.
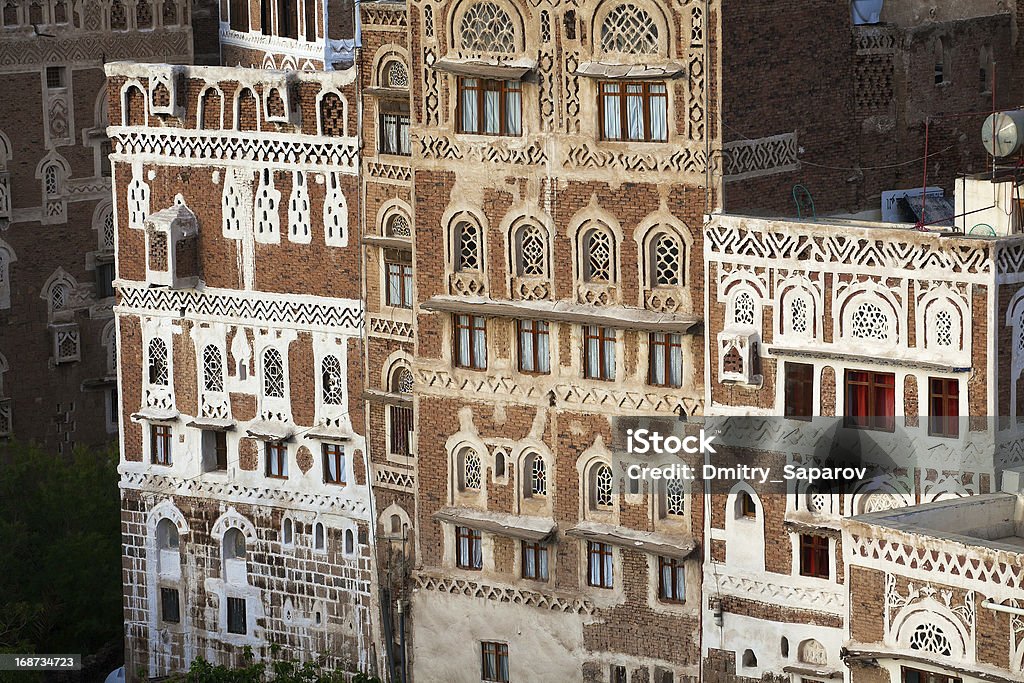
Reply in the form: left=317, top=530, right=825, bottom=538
left=603, top=91, right=621, bottom=139
left=520, top=325, right=534, bottom=372
left=650, top=85, right=668, bottom=141
left=472, top=319, right=487, bottom=368
left=602, top=547, right=613, bottom=586
left=626, top=84, right=644, bottom=140
left=589, top=547, right=602, bottom=585
left=457, top=316, right=471, bottom=366
left=461, top=79, right=478, bottom=132
left=586, top=328, right=600, bottom=378
left=668, top=334, right=682, bottom=386
left=537, top=324, right=550, bottom=373
left=458, top=532, right=469, bottom=565
left=661, top=563, right=673, bottom=597
left=537, top=547, right=549, bottom=579
left=472, top=534, right=482, bottom=567
left=524, top=546, right=536, bottom=576
left=602, top=337, right=616, bottom=380
left=505, top=83, right=521, bottom=135
left=387, top=266, right=401, bottom=305
left=651, top=337, right=666, bottom=385
left=483, top=89, right=500, bottom=134
left=401, top=269, right=412, bottom=307
left=399, top=115, right=410, bottom=154
left=498, top=652, right=509, bottom=681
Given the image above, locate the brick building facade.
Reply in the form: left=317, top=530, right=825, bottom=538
left=105, top=0, right=1024, bottom=681
left=0, top=0, right=192, bottom=452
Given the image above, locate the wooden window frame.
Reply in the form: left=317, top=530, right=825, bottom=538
left=454, top=314, right=487, bottom=370
left=226, top=596, right=247, bottom=634
left=521, top=540, right=549, bottom=581
left=389, top=405, right=413, bottom=456
left=598, top=80, right=669, bottom=143
left=203, top=430, right=227, bottom=471
left=928, top=377, right=959, bottom=438
left=798, top=533, right=830, bottom=579
left=587, top=541, right=614, bottom=588
left=658, top=556, right=685, bottom=603
left=455, top=525, right=482, bottom=570
left=583, top=325, right=616, bottom=381
left=844, top=370, right=896, bottom=432
left=322, top=442, right=346, bottom=485
left=151, top=423, right=172, bottom=465
left=648, top=332, right=683, bottom=388
left=378, top=105, right=411, bottom=156
left=456, top=77, right=522, bottom=137
left=517, top=319, right=550, bottom=375
left=784, top=362, right=814, bottom=420
left=265, top=440, right=288, bottom=479
left=739, top=491, right=757, bottom=518
left=385, top=259, right=413, bottom=308
left=160, top=586, right=180, bottom=624
left=480, top=641, right=509, bottom=683
left=901, top=667, right=962, bottom=683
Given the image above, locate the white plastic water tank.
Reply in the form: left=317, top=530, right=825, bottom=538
left=851, top=0, right=884, bottom=25
left=982, top=111, right=1024, bottom=157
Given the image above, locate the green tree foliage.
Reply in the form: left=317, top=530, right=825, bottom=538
left=0, top=442, right=122, bottom=657
left=166, top=646, right=383, bottom=683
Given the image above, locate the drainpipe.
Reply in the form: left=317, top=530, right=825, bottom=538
left=982, top=600, right=1024, bottom=617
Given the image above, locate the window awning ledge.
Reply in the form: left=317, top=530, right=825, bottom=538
left=433, top=506, right=557, bottom=543
left=766, top=345, right=970, bottom=373
left=245, top=420, right=294, bottom=441
left=842, top=645, right=1012, bottom=683
left=362, top=389, right=413, bottom=407
left=782, top=665, right=843, bottom=680
left=566, top=520, right=697, bottom=559
left=305, top=425, right=357, bottom=442
left=131, top=407, right=180, bottom=423
left=187, top=417, right=235, bottom=431
left=432, top=56, right=537, bottom=80
left=575, top=60, right=687, bottom=80
left=782, top=516, right=843, bottom=539
left=421, top=295, right=702, bottom=334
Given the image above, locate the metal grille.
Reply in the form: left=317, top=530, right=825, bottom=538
left=584, top=229, right=612, bottom=282
left=518, top=225, right=546, bottom=276
left=530, top=455, right=547, bottom=496
left=202, top=345, right=223, bottom=392
left=262, top=348, right=285, bottom=398
left=389, top=405, right=413, bottom=456
left=148, top=338, right=168, bottom=386
left=653, top=233, right=680, bottom=285
left=600, top=3, right=658, bottom=54
left=44, top=165, right=59, bottom=196
left=594, top=464, right=613, bottom=507
left=463, top=449, right=481, bottom=489
left=321, top=355, right=343, bottom=405
left=50, top=283, right=68, bottom=312
left=851, top=301, right=890, bottom=340
left=459, top=2, right=516, bottom=53
left=56, top=328, right=79, bottom=361
left=393, top=367, right=414, bottom=393
left=457, top=221, right=481, bottom=272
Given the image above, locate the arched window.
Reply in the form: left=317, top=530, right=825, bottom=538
left=934, top=309, right=953, bottom=347
left=454, top=221, right=481, bottom=272
left=136, top=0, right=152, bottom=29
left=282, top=518, right=294, bottom=546
left=344, top=528, right=355, bottom=554
left=237, top=88, right=258, bottom=132
left=148, top=338, right=168, bottom=386
left=100, top=207, right=115, bottom=251
left=731, top=291, right=756, bottom=327
left=664, top=478, right=685, bottom=516
left=459, top=2, right=516, bottom=53
left=262, top=348, right=284, bottom=398
left=524, top=453, right=546, bottom=497
left=319, top=92, right=345, bottom=136
left=458, top=447, right=482, bottom=490
left=385, top=212, right=411, bottom=238
left=736, top=490, right=757, bottom=518
left=582, top=228, right=613, bottom=283
left=514, top=223, right=547, bottom=277
left=934, top=38, right=947, bottom=85
left=649, top=232, right=682, bottom=286
left=202, top=345, right=223, bottom=392
left=390, top=365, right=414, bottom=394
left=223, top=528, right=246, bottom=560
left=600, top=3, right=659, bottom=54
left=110, top=0, right=127, bottom=30
left=321, top=355, right=343, bottom=405
left=390, top=514, right=402, bottom=534
left=850, top=301, right=890, bottom=341
left=156, top=518, right=179, bottom=549
left=591, top=463, right=613, bottom=509
left=43, top=163, right=60, bottom=197
left=382, top=59, right=409, bottom=89
left=314, top=522, right=326, bottom=551
left=789, top=294, right=810, bottom=336
left=49, top=281, right=69, bottom=314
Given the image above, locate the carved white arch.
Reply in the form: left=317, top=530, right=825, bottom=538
left=211, top=507, right=259, bottom=543
left=568, top=202, right=623, bottom=287
left=314, top=87, right=349, bottom=136
left=372, top=43, right=411, bottom=88
left=449, top=0, right=525, bottom=54
left=575, top=435, right=615, bottom=518
left=0, top=129, right=12, bottom=170
left=379, top=502, right=412, bottom=535
left=502, top=207, right=554, bottom=281
left=234, top=86, right=262, bottom=131
left=592, top=0, right=672, bottom=58
left=443, top=206, right=489, bottom=274
left=513, top=439, right=554, bottom=512
left=381, top=349, right=414, bottom=391
left=725, top=481, right=765, bottom=571
left=40, top=267, right=77, bottom=306
left=376, top=197, right=413, bottom=237
left=776, top=274, right=822, bottom=342
left=445, top=427, right=490, bottom=504
left=836, top=285, right=901, bottom=348
left=918, top=286, right=968, bottom=354
left=891, top=602, right=969, bottom=660
left=196, top=84, right=225, bottom=129
left=146, top=499, right=190, bottom=538
left=119, top=79, right=148, bottom=125
left=850, top=476, right=912, bottom=515
left=34, top=150, right=72, bottom=184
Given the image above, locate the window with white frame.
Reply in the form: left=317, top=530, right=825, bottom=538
left=850, top=300, right=891, bottom=341
left=513, top=223, right=548, bottom=277
left=731, top=291, right=756, bottom=327
left=663, top=478, right=685, bottom=517
left=48, top=280, right=69, bottom=316
left=454, top=221, right=482, bottom=272
left=649, top=231, right=683, bottom=286
left=321, top=354, right=344, bottom=405
left=202, top=344, right=224, bottom=393
left=591, top=463, right=614, bottom=510
left=459, top=2, right=516, bottom=53
left=458, top=447, right=482, bottom=491
left=262, top=348, right=285, bottom=398
left=148, top=338, right=169, bottom=386
left=582, top=228, right=614, bottom=283
left=524, top=452, right=546, bottom=497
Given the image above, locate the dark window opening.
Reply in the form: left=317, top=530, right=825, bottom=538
left=160, top=587, right=180, bottom=623
left=928, top=377, right=959, bottom=438
left=844, top=370, right=895, bottom=432
left=799, top=533, right=830, bottom=579
left=226, top=596, right=246, bottom=634
left=784, top=362, right=814, bottom=420
left=457, top=78, right=522, bottom=137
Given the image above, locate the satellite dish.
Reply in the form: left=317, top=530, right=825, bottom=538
left=981, top=111, right=1024, bottom=157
